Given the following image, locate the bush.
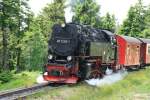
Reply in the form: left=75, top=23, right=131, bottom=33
left=0, top=72, right=14, bottom=83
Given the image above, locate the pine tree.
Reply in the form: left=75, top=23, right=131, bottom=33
left=35, top=0, right=66, bottom=39
left=119, top=0, right=145, bottom=37
left=141, top=5, right=150, bottom=38
left=0, top=0, right=32, bottom=71
left=72, top=0, right=101, bottom=28
left=0, top=0, right=16, bottom=70
left=20, top=0, right=66, bottom=71
left=101, top=13, right=116, bottom=32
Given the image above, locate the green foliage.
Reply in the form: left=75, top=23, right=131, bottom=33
left=141, top=5, right=150, bottom=38
left=36, top=0, right=66, bottom=39
left=101, top=13, right=116, bottom=32
left=0, top=71, right=13, bottom=83
left=0, top=0, right=66, bottom=71
left=0, top=0, right=33, bottom=71
left=0, top=71, right=40, bottom=91
left=21, top=0, right=66, bottom=71
left=119, top=0, right=145, bottom=37
left=21, top=31, right=47, bottom=71
left=141, top=29, right=150, bottom=38
left=19, top=0, right=66, bottom=71
left=120, top=1, right=150, bottom=38
left=72, top=0, right=101, bottom=28
left=42, top=0, right=65, bottom=24
left=72, top=0, right=116, bottom=31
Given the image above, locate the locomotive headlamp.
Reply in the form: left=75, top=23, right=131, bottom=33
left=44, top=72, right=48, bottom=76
left=48, top=54, right=53, bottom=60
left=61, top=23, right=66, bottom=27
left=67, top=56, right=72, bottom=61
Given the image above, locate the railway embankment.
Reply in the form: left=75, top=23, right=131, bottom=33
left=0, top=71, right=40, bottom=91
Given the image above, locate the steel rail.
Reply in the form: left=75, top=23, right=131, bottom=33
left=0, top=83, right=51, bottom=100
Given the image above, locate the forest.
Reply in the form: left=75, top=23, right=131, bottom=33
left=0, top=0, right=150, bottom=81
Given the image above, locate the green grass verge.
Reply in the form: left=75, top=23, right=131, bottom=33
left=0, top=71, right=40, bottom=91
left=28, top=67, right=150, bottom=100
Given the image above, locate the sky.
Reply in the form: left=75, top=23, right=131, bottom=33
left=28, top=0, right=150, bottom=24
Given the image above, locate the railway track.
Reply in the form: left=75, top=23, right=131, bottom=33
left=0, top=83, right=62, bottom=100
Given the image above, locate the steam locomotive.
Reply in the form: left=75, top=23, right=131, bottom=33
left=43, top=23, right=150, bottom=83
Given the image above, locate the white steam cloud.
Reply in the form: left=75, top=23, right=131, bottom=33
left=86, top=69, right=128, bottom=86
left=64, top=0, right=74, bottom=23
left=36, top=75, right=48, bottom=84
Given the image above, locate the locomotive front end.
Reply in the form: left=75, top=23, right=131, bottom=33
left=43, top=63, right=78, bottom=83
left=43, top=24, right=79, bottom=83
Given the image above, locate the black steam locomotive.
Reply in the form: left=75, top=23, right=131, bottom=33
left=43, top=23, right=117, bottom=83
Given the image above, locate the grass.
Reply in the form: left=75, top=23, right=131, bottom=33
left=28, top=67, right=150, bottom=100
left=0, top=71, right=40, bottom=91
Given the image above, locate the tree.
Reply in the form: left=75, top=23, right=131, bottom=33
left=21, top=31, right=47, bottom=71
left=72, top=0, right=101, bottom=28
left=141, top=5, right=150, bottom=38
left=0, top=0, right=32, bottom=71
left=36, top=0, right=66, bottom=39
left=18, top=0, right=66, bottom=71
left=0, top=0, right=17, bottom=70
left=13, top=0, right=32, bottom=72
left=119, top=0, right=145, bottom=37
left=101, top=13, right=116, bottom=32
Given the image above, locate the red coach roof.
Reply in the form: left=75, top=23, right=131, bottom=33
left=120, top=35, right=141, bottom=44
left=139, top=38, right=150, bottom=43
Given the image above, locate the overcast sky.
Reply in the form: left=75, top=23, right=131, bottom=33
left=29, top=0, right=150, bottom=24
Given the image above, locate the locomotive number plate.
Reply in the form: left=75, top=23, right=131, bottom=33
left=56, top=39, right=70, bottom=44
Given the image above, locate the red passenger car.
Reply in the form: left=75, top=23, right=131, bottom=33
left=138, top=38, right=150, bottom=65
left=116, top=35, right=142, bottom=68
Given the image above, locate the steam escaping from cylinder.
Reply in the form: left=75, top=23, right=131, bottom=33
left=36, top=75, right=48, bottom=84
left=105, top=67, right=113, bottom=75
left=85, top=69, right=128, bottom=86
